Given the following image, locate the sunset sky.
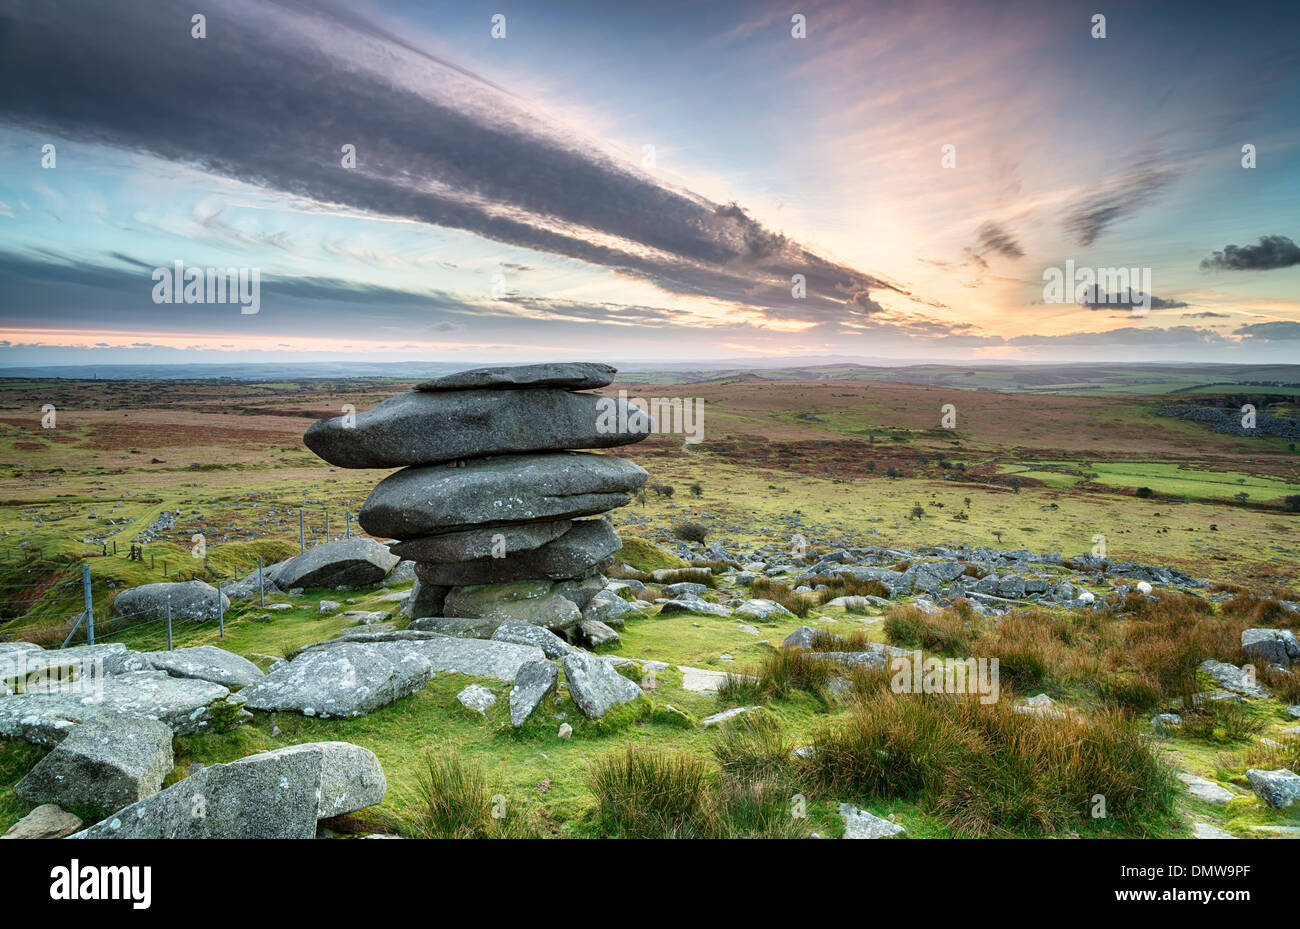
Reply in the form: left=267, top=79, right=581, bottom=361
left=1, top=0, right=1298, bottom=366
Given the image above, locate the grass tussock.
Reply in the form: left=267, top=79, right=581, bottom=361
left=805, top=688, right=1178, bottom=837
left=747, top=576, right=816, bottom=617
left=719, top=647, right=833, bottom=704
left=1177, top=698, right=1268, bottom=743
left=403, top=748, right=534, bottom=838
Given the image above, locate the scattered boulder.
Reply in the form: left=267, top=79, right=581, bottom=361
left=562, top=650, right=642, bottom=718
left=239, top=643, right=432, bottom=718
left=276, top=538, right=400, bottom=590
left=112, top=580, right=228, bottom=623
left=659, top=594, right=732, bottom=617
left=1, top=804, right=83, bottom=840
left=839, top=803, right=905, bottom=838
left=1245, top=768, right=1300, bottom=808
left=733, top=598, right=794, bottom=621
left=1178, top=773, right=1236, bottom=804
left=509, top=660, right=559, bottom=727
left=577, top=619, right=620, bottom=647
left=457, top=684, right=498, bottom=715
left=1200, top=659, right=1270, bottom=698
left=1241, top=628, right=1300, bottom=668
left=144, top=645, right=264, bottom=689
left=16, top=717, right=173, bottom=812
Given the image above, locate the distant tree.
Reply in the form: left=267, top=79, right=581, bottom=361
left=910, top=504, right=925, bottom=520
left=689, top=482, right=703, bottom=498
left=866, top=461, right=876, bottom=473
left=992, top=530, right=1003, bottom=543
left=1234, top=492, right=1250, bottom=507
left=963, top=497, right=972, bottom=508
left=1135, top=486, right=1154, bottom=499
left=886, top=467, right=898, bottom=479
left=1009, top=476, right=1022, bottom=493
left=1284, top=495, right=1300, bottom=513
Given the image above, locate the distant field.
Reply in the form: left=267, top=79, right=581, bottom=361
left=999, top=461, right=1300, bottom=504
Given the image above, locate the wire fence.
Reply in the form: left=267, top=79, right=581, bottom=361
left=0, top=506, right=365, bottom=650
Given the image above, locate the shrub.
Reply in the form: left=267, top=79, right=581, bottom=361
left=671, top=520, right=708, bottom=543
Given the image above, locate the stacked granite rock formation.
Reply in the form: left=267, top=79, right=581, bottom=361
left=303, top=362, right=651, bottom=639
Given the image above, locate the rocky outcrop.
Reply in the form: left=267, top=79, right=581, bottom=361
left=112, top=580, right=228, bottom=623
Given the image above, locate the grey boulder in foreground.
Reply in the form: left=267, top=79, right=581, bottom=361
left=414, top=361, right=617, bottom=392
left=16, top=717, right=173, bottom=812
left=562, top=650, right=642, bottom=718
left=304, top=387, right=650, bottom=468
left=360, top=452, right=647, bottom=538
left=72, top=741, right=386, bottom=838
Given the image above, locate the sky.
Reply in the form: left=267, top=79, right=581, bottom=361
left=1, top=0, right=1298, bottom=367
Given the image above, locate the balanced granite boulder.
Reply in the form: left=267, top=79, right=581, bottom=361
left=413, top=519, right=621, bottom=586
left=304, top=388, right=650, bottom=469
left=275, top=537, right=400, bottom=590
left=391, top=519, right=572, bottom=563
left=359, top=452, right=648, bottom=538
left=415, top=361, right=617, bottom=392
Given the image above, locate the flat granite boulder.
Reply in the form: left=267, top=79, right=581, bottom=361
left=16, top=717, right=173, bottom=813
left=1, top=643, right=152, bottom=692
left=0, top=670, right=234, bottom=745
left=391, top=519, right=571, bottom=563
left=239, top=642, right=432, bottom=718
left=1200, top=659, right=1271, bottom=698
left=414, top=519, right=621, bottom=586
left=144, top=645, right=264, bottom=689
left=562, top=650, right=642, bottom=718
left=276, top=538, right=400, bottom=590
left=291, top=632, right=547, bottom=683
left=72, top=741, right=385, bottom=839
left=305, top=387, right=650, bottom=468
left=112, top=580, right=228, bottom=623
left=415, top=361, right=617, bottom=392
left=359, top=452, right=647, bottom=538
